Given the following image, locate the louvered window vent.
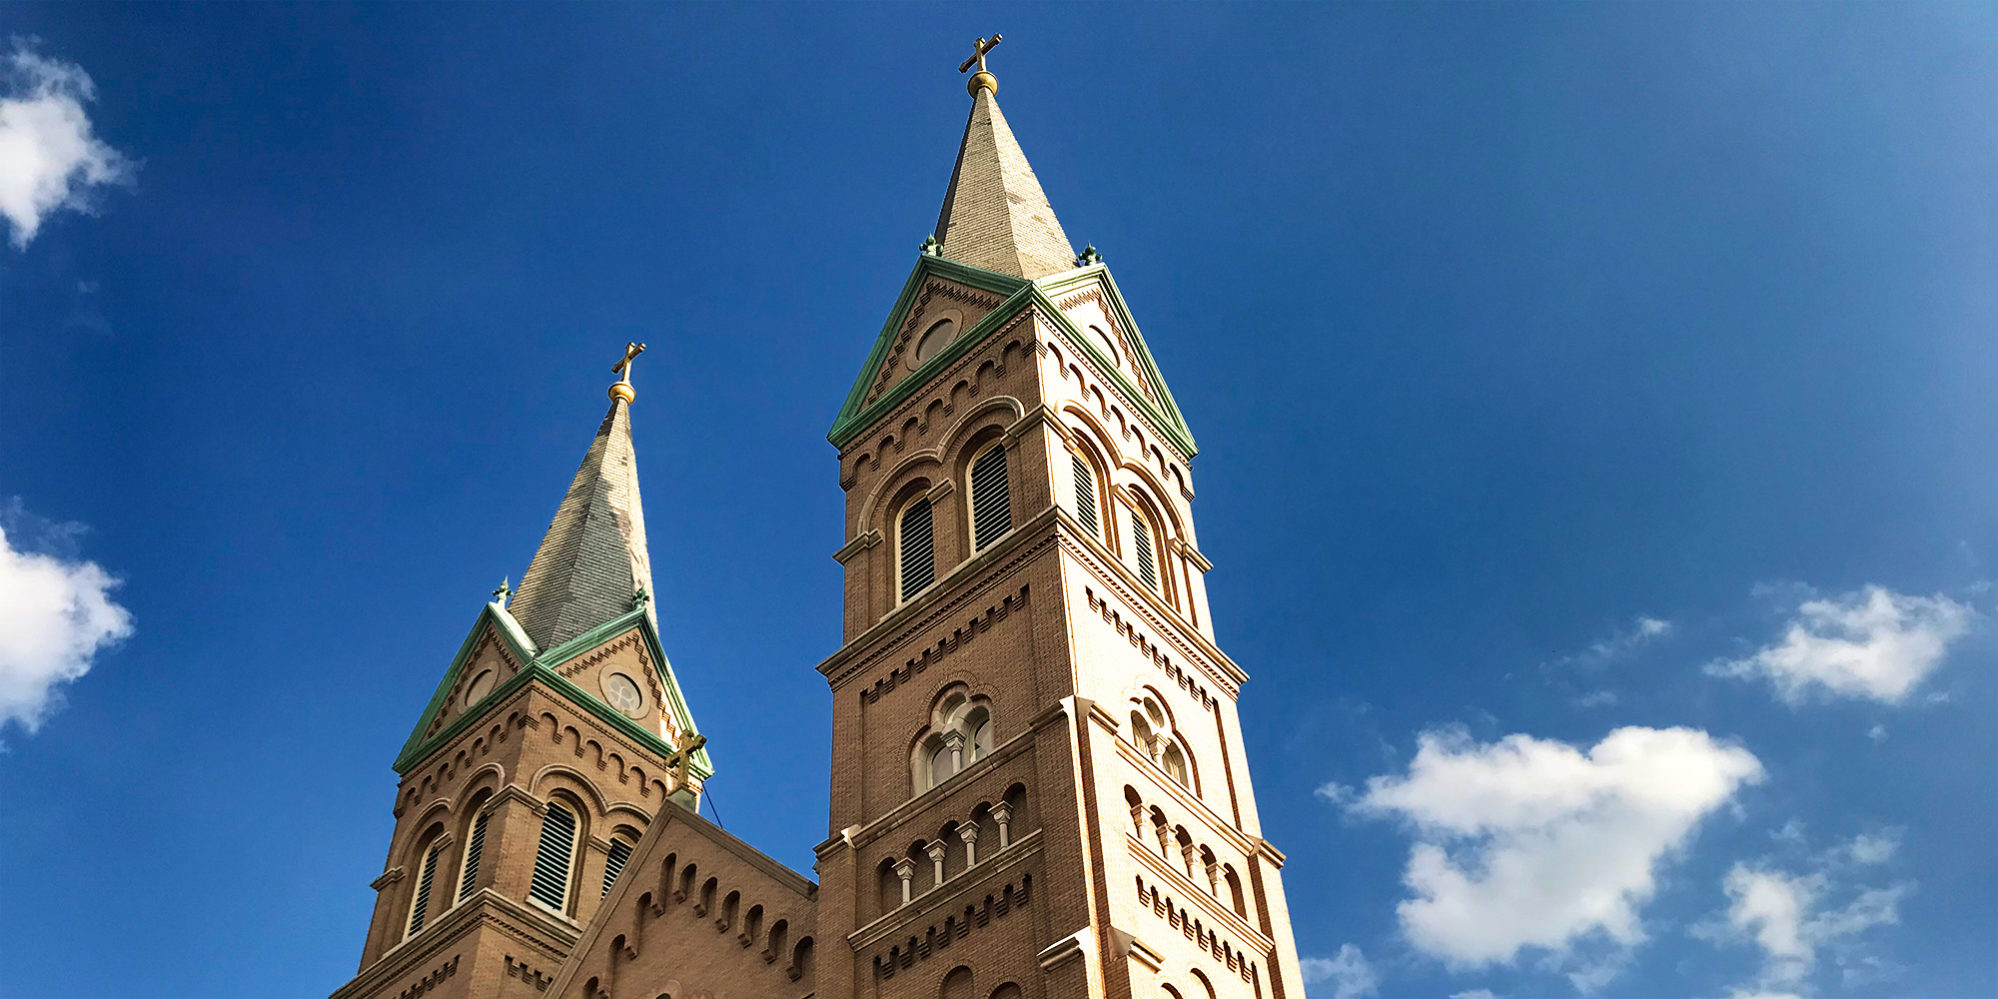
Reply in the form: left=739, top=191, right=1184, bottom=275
left=1132, top=517, right=1158, bottom=592
left=899, top=499, right=935, bottom=602
left=972, top=445, right=1012, bottom=550
left=1072, top=455, right=1098, bottom=538
left=602, top=839, right=633, bottom=898
left=406, top=844, right=441, bottom=936
left=457, top=810, right=488, bottom=902
left=529, top=803, right=577, bottom=909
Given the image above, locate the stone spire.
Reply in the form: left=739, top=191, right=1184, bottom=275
left=506, top=364, right=656, bottom=651
left=933, top=69, right=1076, bottom=280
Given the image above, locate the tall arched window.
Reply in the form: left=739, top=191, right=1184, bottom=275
left=405, top=835, right=445, bottom=938
left=1071, top=452, right=1099, bottom=539
left=969, top=443, right=1011, bottom=551
left=601, top=835, right=634, bottom=898
left=456, top=807, right=489, bottom=903
left=898, top=498, right=936, bottom=602
left=1128, top=509, right=1159, bottom=592
left=528, top=801, right=579, bottom=911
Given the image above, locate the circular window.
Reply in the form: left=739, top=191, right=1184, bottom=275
left=602, top=672, right=645, bottom=717
left=913, top=318, right=957, bottom=367
left=463, top=669, right=495, bottom=707
left=1087, top=325, right=1120, bottom=367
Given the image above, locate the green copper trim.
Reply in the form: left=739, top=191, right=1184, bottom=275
left=829, top=256, right=1196, bottom=457
left=393, top=603, right=715, bottom=780
left=828, top=254, right=1030, bottom=445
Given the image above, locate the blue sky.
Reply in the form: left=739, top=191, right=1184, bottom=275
left=0, top=5, right=1991, bottom=998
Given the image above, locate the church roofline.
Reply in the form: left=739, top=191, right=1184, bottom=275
left=393, top=603, right=714, bottom=780
left=827, top=254, right=1197, bottom=458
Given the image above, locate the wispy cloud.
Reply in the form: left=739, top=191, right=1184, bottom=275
left=1300, top=943, right=1378, bottom=999
left=1706, top=586, right=1972, bottom=705
left=1701, top=830, right=1913, bottom=996
left=1548, top=616, right=1674, bottom=671
left=1344, top=726, right=1763, bottom=991
left=0, top=40, right=134, bottom=248
left=0, top=499, right=133, bottom=735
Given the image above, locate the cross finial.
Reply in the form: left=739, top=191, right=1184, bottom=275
left=663, top=730, right=708, bottom=800
left=493, top=577, right=511, bottom=606
left=609, top=341, right=646, bottom=403
left=959, top=34, right=1002, bottom=96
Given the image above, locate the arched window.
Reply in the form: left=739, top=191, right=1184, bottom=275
left=917, top=695, right=996, bottom=792
left=1129, top=510, right=1159, bottom=592
left=601, top=835, right=634, bottom=898
left=456, top=807, right=489, bottom=903
left=529, top=801, right=579, bottom=911
left=1071, top=452, right=1099, bottom=539
left=405, top=834, right=446, bottom=938
left=1162, top=742, right=1189, bottom=786
left=898, top=498, right=935, bottom=602
left=969, top=443, right=1011, bottom=551
left=914, top=318, right=956, bottom=366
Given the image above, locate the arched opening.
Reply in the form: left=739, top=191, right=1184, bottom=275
left=968, top=442, right=1011, bottom=551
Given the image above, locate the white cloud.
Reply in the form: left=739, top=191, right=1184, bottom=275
left=1349, top=726, right=1762, bottom=987
left=1865, top=724, right=1887, bottom=743
left=0, top=42, right=133, bottom=248
left=0, top=506, right=132, bottom=734
left=1550, top=616, right=1675, bottom=671
left=1450, top=991, right=1499, bottom=999
left=1708, top=832, right=1913, bottom=996
left=1706, top=586, right=1972, bottom=705
left=1300, top=943, right=1377, bottom=999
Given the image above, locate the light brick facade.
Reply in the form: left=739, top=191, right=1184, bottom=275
left=333, top=71, right=1303, bottom=999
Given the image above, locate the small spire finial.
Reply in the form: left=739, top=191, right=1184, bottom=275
left=959, top=34, right=1002, bottom=97
left=493, top=577, right=511, bottom=606
left=609, top=341, right=647, bottom=403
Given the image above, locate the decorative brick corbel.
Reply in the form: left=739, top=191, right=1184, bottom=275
left=370, top=867, right=405, bottom=892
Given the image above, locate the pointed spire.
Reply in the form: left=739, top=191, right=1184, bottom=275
left=506, top=351, right=657, bottom=650
left=934, top=42, right=1075, bottom=280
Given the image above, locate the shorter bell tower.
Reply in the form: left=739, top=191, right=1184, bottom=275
left=332, top=348, right=715, bottom=999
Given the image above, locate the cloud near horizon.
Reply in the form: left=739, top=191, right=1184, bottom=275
left=1348, top=726, right=1764, bottom=989
left=1300, top=943, right=1378, bottom=999
left=1706, top=831, right=1912, bottom=996
left=0, top=41, right=133, bottom=248
left=0, top=506, right=133, bottom=734
left=1706, top=586, right=1972, bottom=705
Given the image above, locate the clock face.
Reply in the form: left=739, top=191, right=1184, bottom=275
left=602, top=672, right=645, bottom=717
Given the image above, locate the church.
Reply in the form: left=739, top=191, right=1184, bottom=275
left=331, top=41, right=1308, bottom=999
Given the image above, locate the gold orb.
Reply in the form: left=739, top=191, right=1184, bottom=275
left=967, top=71, right=997, bottom=97
left=609, top=382, right=636, bottom=403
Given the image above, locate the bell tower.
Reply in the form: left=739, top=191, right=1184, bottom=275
left=332, top=349, right=714, bottom=999
left=812, top=42, right=1307, bottom=999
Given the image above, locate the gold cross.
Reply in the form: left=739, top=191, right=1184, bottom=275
left=958, top=34, right=1002, bottom=75
left=663, top=730, right=707, bottom=796
left=612, top=341, right=647, bottom=384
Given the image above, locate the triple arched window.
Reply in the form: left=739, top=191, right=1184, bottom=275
left=916, top=695, right=995, bottom=792
left=1129, top=695, right=1192, bottom=791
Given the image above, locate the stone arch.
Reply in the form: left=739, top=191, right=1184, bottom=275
left=941, top=965, right=974, bottom=999
left=528, top=763, right=611, bottom=818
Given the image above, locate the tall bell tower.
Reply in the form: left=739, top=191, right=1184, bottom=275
left=332, top=350, right=715, bottom=999
left=812, top=41, right=1308, bottom=999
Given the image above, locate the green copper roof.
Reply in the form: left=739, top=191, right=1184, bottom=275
left=828, top=254, right=1196, bottom=457
left=393, top=601, right=714, bottom=780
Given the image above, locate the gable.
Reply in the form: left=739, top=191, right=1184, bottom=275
left=830, top=255, right=1195, bottom=458
left=861, top=275, right=1011, bottom=408
left=395, top=603, right=714, bottom=780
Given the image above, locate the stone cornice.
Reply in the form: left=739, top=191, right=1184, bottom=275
left=833, top=529, right=882, bottom=565
left=1126, top=834, right=1274, bottom=954
left=843, top=720, right=1039, bottom=853
left=331, top=889, right=578, bottom=999
left=1113, top=738, right=1260, bottom=859
left=1052, top=508, right=1249, bottom=690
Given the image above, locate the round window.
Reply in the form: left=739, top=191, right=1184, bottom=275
left=463, top=669, right=496, bottom=707
left=913, top=318, right=957, bottom=367
left=602, top=672, right=645, bottom=717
